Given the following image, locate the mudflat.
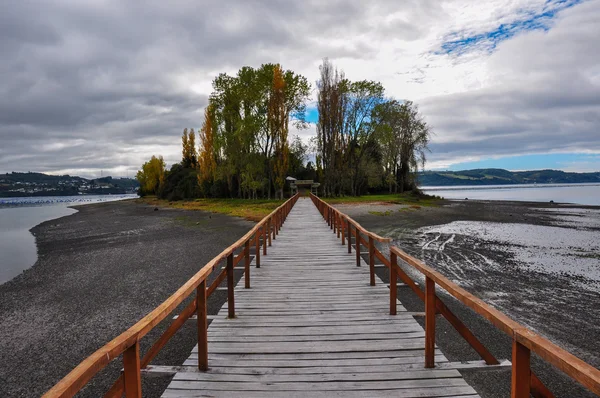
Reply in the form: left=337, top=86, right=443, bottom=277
left=336, top=198, right=600, bottom=398
left=0, top=200, right=253, bottom=397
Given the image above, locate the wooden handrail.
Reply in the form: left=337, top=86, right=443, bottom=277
left=44, top=193, right=300, bottom=398
left=310, top=193, right=391, bottom=243
left=311, top=193, right=600, bottom=397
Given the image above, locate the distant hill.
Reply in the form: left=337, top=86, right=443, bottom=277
left=0, top=172, right=139, bottom=197
left=419, top=169, right=600, bottom=187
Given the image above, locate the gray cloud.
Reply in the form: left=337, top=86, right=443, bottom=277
left=1, top=0, right=599, bottom=176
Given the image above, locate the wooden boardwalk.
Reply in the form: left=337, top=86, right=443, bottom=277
left=162, top=198, right=479, bottom=397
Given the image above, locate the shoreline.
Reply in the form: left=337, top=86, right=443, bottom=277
left=0, top=200, right=254, bottom=397
left=336, top=198, right=599, bottom=397
left=0, top=196, right=598, bottom=397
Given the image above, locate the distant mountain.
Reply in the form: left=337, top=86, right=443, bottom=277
left=0, top=172, right=139, bottom=197
left=419, top=168, right=600, bottom=187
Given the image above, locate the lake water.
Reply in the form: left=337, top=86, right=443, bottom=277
left=422, top=183, right=600, bottom=206
left=0, top=195, right=137, bottom=285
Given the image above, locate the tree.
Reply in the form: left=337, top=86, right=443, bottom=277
left=344, top=80, right=385, bottom=195
left=373, top=100, right=431, bottom=192
left=181, top=128, right=198, bottom=168
left=270, top=65, right=288, bottom=200
left=136, top=155, right=165, bottom=196
left=198, top=105, right=217, bottom=187
left=316, top=58, right=347, bottom=196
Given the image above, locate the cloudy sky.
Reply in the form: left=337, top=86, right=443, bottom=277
left=1, top=0, right=599, bottom=178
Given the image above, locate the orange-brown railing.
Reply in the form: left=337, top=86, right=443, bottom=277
left=43, top=193, right=300, bottom=398
left=310, top=193, right=600, bottom=398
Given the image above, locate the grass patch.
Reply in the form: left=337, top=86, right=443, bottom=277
left=368, top=210, right=394, bottom=216
left=325, top=192, right=441, bottom=207
left=137, top=196, right=284, bottom=221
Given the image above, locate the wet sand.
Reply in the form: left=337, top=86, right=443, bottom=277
left=336, top=199, right=600, bottom=398
left=0, top=200, right=253, bottom=397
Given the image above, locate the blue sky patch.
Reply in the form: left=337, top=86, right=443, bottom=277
left=439, top=0, right=582, bottom=55
left=435, top=152, right=600, bottom=172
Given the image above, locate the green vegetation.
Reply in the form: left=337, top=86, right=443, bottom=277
left=137, top=59, right=432, bottom=201
left=368, top=210, right=394, bottom=216
left=137, top=196, right=283, bottom=221
left=325, top=192, right=441, bottom=207
left=316, top=60, right=431, bottom=196
left=420, top=169, right=600, bottom=186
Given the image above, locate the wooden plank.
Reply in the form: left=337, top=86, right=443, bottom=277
left=183, top=355, right=449, bottom=368
left=170, top=369, right=462, bottom=383
left=175, top=359, right=509, bottom=374
left=205, top=332, right=425, bottom=343
left=166, top=378, right=470, bottom=391
left=162, top=386, right=479, bottom=397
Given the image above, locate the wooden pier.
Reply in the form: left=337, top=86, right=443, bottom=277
left=161, top=198, right=479, bottom=397
left=44, top=193, right=600, bottom=398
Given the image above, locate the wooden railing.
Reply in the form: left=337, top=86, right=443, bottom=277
left=310, top=193, right=600, bottom=398
left=43, top=193, right=300, bottom=398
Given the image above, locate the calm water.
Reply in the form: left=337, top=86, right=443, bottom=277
left=422, top=183, right=600, bottom=206
left=0, top=195, right=137, bottom=285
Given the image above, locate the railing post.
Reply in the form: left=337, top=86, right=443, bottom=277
left=263, top=223, right=268, bottom=255
left=511, top=337, right=531, bottom=398
left=268, top=219, right=272, bottom=246
left=197, top=280, right=208, bottom=371
left=273, top=213, right=277, bottom=240
left=227, top=253, right=235, bottom=318
left=390, top=251, right=397, bottom=315
left=368, top=236, right=375, bottom=286
left=330, top=209, right=333, bottom=230
left=341, top=216, right=345, bottom=245
left=337, top=214, right=341, bottom=239
left=356, top=230, right=361, bottom=267
left=244, top=239, right=250, bottom=289
left=347, top=220, right=352, bottom=253
left=255, top=228, right=261, bottom=268
left=123, top=341, right=142, bottom=398
left=425, top=276, right=436, bottom=368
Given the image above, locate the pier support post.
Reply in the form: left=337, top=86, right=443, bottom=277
left=244, top=239, right=250, bottom=289
left=390, top=251, right=397, bottom=315
left=227, top=253, right=235, bottom=318
left=425, top=277, right=436, bottom=368
left=511, top=338, right=531, bottom=398
left=123, top=341, right=142, bottom=398
left=255, top=228, right=261, bottom=268
left=356, top=230, right=361, bottom=267
left=347, top=220, right=352, bottom=253
left=196, top=280, right=208, bottom=371
left=368, top=236, right=375, bottom=286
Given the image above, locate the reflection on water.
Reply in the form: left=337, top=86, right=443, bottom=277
left=422, top=183, right=600, bottom=206
left=0, top=194, right=137, bottom=285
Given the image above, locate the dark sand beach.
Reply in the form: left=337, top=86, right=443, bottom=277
left=1, top=198, right=598, bottom=397
left=0, top=200, right=253, bottom=397
left=336, top=199, right=600, bottom=398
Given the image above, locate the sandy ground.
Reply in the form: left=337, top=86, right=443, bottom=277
left=336, top=199, right=600, bottom=398
left=0, top=200, right=253, bottom=397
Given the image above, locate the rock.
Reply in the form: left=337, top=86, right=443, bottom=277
left=154, top=207, right=159, bottom=211
left=549, top=200, right=554, bottom=203
left=465, top=198, right=468, bottom=200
